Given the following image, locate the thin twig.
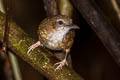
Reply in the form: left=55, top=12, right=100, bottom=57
left=2, top=0, right=13, bottom=80
left=1, top=0, right=22, bottom=80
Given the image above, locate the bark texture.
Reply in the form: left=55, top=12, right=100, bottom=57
left=71, top=0, right=120, bottom=66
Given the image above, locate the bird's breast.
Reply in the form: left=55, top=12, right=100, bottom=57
left=45, top=29, right=68, bottom=49
left=49, top=30, right=67, bottom=44
left=39, top=27, right=75, bottom=50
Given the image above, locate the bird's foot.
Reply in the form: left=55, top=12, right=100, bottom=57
left=54, top=59, right=68, bottom=71
left=27, top=41, right=42, bottom=54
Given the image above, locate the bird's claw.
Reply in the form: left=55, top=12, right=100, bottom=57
left=54, top=59, right=68, bottom=71
left=27, top=45, right=35, bottom=54
left=27, top=41, right=41, bottom=54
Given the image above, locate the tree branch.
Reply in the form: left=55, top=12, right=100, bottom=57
left=71, top=0, right=120, bottom=66
left=95, top=0, right=120, bottom=32
left=0, top=12, right=83, bottom=80
left=43, top=0, right=59, bottom=16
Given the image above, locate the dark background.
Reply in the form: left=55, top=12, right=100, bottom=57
left=1, top=0, right=120, bottom=80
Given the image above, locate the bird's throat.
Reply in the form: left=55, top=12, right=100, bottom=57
left=49, top=27, right=69, bottom=44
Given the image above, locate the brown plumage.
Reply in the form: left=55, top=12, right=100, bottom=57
left=27, top=15, right=79, bottom=71
left=38, top=15, right=75, bottom=50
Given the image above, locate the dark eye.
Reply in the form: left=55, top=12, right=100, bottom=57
left=58, top=21, right=63, bottom=25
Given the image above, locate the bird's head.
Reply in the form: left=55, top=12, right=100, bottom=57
left=51, top=15, right=80, bottom=31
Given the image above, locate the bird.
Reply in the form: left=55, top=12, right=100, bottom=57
left=27, top=15, right=79, bottom=71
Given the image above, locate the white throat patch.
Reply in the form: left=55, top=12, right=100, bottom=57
left=48, top=27, right=69, bottom=44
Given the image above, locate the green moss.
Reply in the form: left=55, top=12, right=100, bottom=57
left=12, top=39, right=83, bottom=80
left=13, top=39, right=49, bottom=68
left=13, top=40, right=27, bottom=55
left=38, top=53, right=48, bottom=68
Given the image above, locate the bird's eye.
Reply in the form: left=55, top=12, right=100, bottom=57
left=58, top=21, right=63, bottom=25
left=56, top=19, right=65, bottom=25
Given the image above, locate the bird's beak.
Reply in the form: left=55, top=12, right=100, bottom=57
left=66, top=24, right=80, bottom=30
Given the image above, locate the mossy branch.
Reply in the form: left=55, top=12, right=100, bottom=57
left=0, top=12, right=83, bottom=80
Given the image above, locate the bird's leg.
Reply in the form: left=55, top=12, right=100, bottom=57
left=54, top=48, right=70, bottom=71
left=27, top=41, right=43, bottom=53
